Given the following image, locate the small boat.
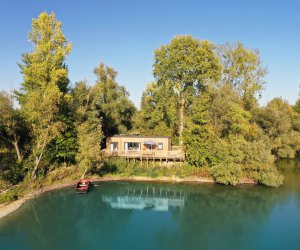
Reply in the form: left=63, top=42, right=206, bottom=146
left=75, top=179, right=90, bottom=193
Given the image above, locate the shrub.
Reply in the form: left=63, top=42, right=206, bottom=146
left=0, top=189, right=20, bottom=204
left=211, top=163, right=242, bottom=186
left=259, top=171, right=284, bottom=187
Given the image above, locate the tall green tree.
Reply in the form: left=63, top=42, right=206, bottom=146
left=45, top=114, right=78, bottom=165
left=257, top=98, right=300, bottom=158
left=183, top=91, right=215, bottom=166
left=72, top=81, right=103, bottom=173
left=257, top=98, right=293, bottom=138
left=16, top=12, right=72, bottom=178
left=153, top=35, right=222, bottom=144
left=93, top=63, right=136, bottom=138
left=220, top=42, right=268, bottom=110
left=137, top=81, right=178, bottom=137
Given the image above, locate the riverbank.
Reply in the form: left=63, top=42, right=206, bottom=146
left=0, top=175, right=256, bottom=220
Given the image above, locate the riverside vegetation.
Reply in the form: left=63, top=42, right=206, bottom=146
left=1, top=12, right=300, bottom=203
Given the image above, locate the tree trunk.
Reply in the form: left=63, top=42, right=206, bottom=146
left=12, top=141, right=22, bottom=162
left=32, top=156, right=40, bottom=179
left=32, top=140, right=47, bottom=179
left=179, top=98, right=185, bottom=145
left=0, top=134, right=22, bottom=162
left=13, top=134, right=22, bottom=162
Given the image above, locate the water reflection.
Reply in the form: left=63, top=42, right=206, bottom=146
left=0, top=163, right=300, bottom=250
left=102, top=186, right=185, bottom=211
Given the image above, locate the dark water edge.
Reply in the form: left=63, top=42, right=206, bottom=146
left=0, top=159, right=300, bottom=250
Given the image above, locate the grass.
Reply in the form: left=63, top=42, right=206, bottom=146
left=97, top=157, right=211, bottom=179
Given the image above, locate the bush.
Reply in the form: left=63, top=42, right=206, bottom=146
left=100, top=157, right=204, bottom=179
left=211, top=163, right=242, bottom=186
left=0, top=189, right=20, bottom=204
left=259, top=171, right=284, bottom=187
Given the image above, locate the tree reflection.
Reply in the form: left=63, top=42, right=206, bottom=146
left=1, top=168, right=300, bottom=250
left=164, top=185, right=281, bottom=249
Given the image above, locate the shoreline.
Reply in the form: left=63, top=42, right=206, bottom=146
left=0, top=175, right=255, bottom=220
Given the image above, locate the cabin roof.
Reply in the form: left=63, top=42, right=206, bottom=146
left=109, top=135, right=170, bottom=139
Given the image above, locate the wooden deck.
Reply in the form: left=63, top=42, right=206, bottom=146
left=106, top=149, right=185, bottom=162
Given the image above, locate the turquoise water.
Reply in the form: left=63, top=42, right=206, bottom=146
left=1, top=160, right=300, bottom=250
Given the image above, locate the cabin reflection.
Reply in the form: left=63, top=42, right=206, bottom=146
left=102, top=186, right=185, bottom=211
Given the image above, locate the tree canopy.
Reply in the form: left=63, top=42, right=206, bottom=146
left=16, top=12, right=72, bottom=178
left=1, top=12, right=298, bottom=189
left=93, top=63, right=136, bottom=139
left=153, top=35, right=222, bottom=144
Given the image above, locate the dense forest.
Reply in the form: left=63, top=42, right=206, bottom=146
left=1, top=12, right=300, bottom=190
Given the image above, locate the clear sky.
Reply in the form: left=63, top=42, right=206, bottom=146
left=0, top=0, right=299, bottom=107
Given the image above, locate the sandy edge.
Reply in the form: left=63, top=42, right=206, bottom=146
left=0, top=175, right=255, bottom=220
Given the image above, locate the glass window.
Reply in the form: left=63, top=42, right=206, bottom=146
left=158, top=143, right=163, bottom=150
left=110, top=142, right=118, bottom=151
left=125, top=142, right=140, bottom=150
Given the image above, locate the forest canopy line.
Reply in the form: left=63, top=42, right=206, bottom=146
left=1, top=12, right=299, bottom=189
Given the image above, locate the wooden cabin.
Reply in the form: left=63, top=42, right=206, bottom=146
left=105, top=135, right=185, bottom=162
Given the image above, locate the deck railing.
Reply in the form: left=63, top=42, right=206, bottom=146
left=106, top=149, right=185, bottom=160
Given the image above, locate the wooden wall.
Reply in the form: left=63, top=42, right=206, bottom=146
left=106, top=136, right=171, bottom=152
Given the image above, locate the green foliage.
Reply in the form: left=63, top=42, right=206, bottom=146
left=183, top=87, right=285, bottom=186
left=93, top=63, right=136, bottom=138
left=0, top=189, right=20, bottom=203
left=256, top=98, right=300, bottom=158
left=256, top=169, right=284, bottom=187
left=46, top=115, right=78, bottom=165
left=100, top=158, right=209, bottom=179
left=0, top=15, right=296, bottom=191
left=0, top=149, right=26, bottom=185
left=293, top=98, right=300, bottom=114
left=136, top=81, right=178, bottom=137
left=153, top=35, right=222, bottom=87
left=153, top=35, right=222, bottom=143
left=272, top=132, right=300, bottom=158
left=76, top=115, right=103, bottom=172
left=134, top=35, right=289, bottom=187
left=17, top=12, right=72, bottom=99
left=183, top=91, right=215, bottom=166
left=1, top=162, right=25, bottom=184
left=227, top=103, right=252, bottom=136
left=16, top=12, right=72, bottom=177
left=43, top=166, right=81, bottom=185
left=211, top=163, right=242, bottom=186
left=0, top=91, right=29, bottom=162
left=220, top=42, right=267, bottom=110
left=72, top=81, right=104, bottom=173
left=257, top=98, right=293, bottom=137
left=0, top=92, right=30, bottom=184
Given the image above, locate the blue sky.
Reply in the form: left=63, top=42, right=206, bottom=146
left=0, top=0, right=300, bottom=107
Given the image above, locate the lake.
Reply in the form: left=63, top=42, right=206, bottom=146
left=0, top=159, right=300, bottom=250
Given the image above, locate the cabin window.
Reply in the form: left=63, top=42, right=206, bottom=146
left=158, top=143, right=163, bottom=150
left=110, top=142, right=118, bottom=151
left=124, top=142, right=140, bottom=151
